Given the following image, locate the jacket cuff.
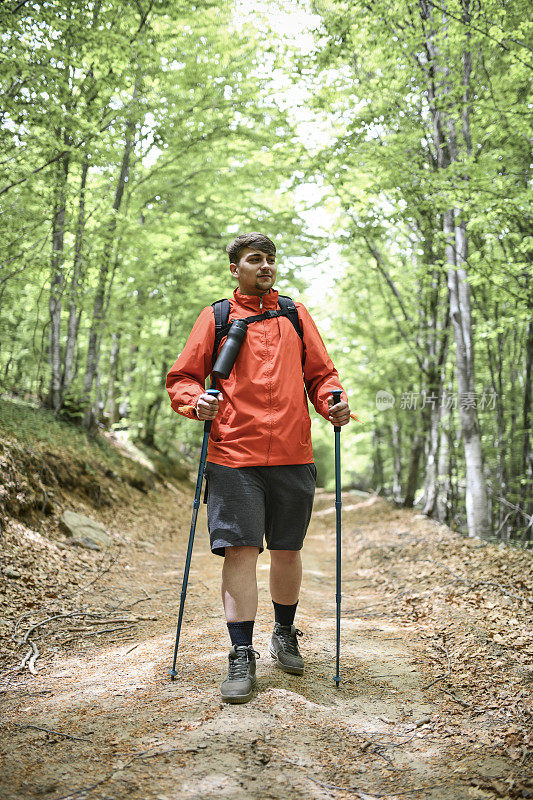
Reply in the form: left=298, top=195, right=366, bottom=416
left=171, top=391, right=204, bottom=420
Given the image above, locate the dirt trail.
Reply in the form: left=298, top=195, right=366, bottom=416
left=1, top=483, right=531, bottom=800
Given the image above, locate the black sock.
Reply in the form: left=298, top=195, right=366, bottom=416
left=273, top=600, right=298, bottom=627
left=227, top=620, right=254, bottom=647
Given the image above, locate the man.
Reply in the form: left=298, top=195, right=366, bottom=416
left=166, top=232, right=350, bottom=704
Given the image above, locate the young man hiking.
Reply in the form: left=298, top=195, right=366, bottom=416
left=166, top=232, right=350, bottom=704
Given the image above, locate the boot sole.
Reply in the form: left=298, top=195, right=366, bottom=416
left=269, top=647, right=304, bottom=675
left=220, top=676, right=256, bottom=704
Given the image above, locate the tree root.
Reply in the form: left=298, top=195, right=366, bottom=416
left=14, top=612, right=157, bottom=674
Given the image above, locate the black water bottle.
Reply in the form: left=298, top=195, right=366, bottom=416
left=212, top=319, right=248, bottom=379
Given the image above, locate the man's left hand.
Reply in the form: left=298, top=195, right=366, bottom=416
left=328, top=398, right=351, bottom=427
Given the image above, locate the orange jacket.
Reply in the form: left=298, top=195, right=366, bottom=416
left=166, top=288, right=346, bottom=467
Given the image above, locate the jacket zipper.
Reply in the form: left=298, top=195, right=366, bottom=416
left=258, top=294, right=273, bottom=462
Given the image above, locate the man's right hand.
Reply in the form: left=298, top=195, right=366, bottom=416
left=196, top=392, right=221, bottom=420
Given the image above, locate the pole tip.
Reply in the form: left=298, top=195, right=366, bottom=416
left=169, top=669, right=178, bottom=680
left=334, top=677, right=341, bottom=687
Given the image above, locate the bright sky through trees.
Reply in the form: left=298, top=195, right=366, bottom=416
left=232, top=0, right=349, bottom=303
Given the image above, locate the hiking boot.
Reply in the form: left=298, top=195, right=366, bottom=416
left=220, top=645, right=260, bottom=704
left=269, top=623, right=304, bottom=675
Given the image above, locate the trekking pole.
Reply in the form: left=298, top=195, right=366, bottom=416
left=331, top=389, right=343, bottom=687
left=169, top=388, right=220, bottom=680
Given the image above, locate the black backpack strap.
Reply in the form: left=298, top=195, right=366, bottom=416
left=212, top=298, right=231, bottom=369
left=277, top=295, right=303, bottom=341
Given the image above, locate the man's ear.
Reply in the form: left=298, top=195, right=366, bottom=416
left=229, top=262, right=238, bottom=279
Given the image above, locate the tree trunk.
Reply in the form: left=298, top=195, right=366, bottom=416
left=447, top=214, right=490, bottom=536
left=420, top=266, right=450, bottom=517
left=422, top=401, right=441, bottom=517
left=391, top=415, right=402, bottom=502
left=62, top=157, right=89, bottom=397
left=403, top=429, right=424, bottom=508
left=519, top=278, right=533, bottom=539
left=143, top=397, right=162, bottom=448
left=142, top=319, right=173, bottom=447
left=3, top=354, right=12, bottom=383
left=436, top=383, right=452, bottom=523
left=47, top=151, right=70, bottom=411
left=371, top=427, right=384, bottom=493
left=82, top=78, right=139, bottom=429
left=484, top=301, right=509, bottom=538
left=105, top=331, right=121, bottom=427
left=119, top=336, right=140, bottom=424
left=419, top=0, right=490, bottom=537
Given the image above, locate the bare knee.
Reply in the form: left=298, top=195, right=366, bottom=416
left=224, top=545, right=260, bottom=562
left=270, top=549, right=301, bottom=563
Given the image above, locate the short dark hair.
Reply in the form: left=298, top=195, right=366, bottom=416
left=226, top=232, right=276, bottom=264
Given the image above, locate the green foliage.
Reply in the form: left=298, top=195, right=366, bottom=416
left=300, top=0, right=532, bottom=537
left=0, top=396, right=122, bottom=468
left=0, top=0, right=312, bottom=441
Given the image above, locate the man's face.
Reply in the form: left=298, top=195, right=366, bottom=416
left=230, top=247, right=277, bottom=296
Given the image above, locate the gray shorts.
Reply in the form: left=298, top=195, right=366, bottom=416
left=204, top=462, right=317, bottom=557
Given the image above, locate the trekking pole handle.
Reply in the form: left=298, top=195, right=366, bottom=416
left=331, top=390, right=342, bottom=433
left=203, top=389, right=221, bottom=434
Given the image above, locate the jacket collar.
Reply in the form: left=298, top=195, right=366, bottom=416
left=233, top=287, right=279, bottom=311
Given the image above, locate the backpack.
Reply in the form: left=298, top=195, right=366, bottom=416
left=211, top=295, right=303, bottom=370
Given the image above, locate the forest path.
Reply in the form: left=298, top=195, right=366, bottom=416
left=1, top=483, right=530, bottom=800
